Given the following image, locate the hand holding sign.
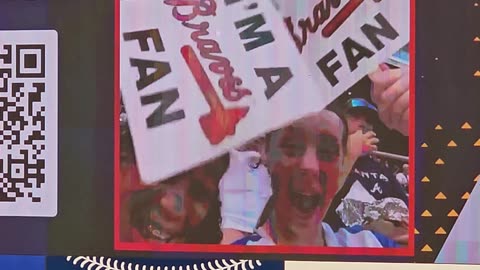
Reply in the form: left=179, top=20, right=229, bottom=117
left=369, top=64, right=409, bottom=136
left=275, top=0, right=409, bottom=104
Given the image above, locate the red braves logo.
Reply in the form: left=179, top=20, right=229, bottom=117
left=284, top=0, right=382, bottom=52
left=165, top=0, right=250, bottom=145
left=181, top=46, right=249, bottom=145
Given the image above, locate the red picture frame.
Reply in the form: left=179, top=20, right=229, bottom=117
left=113, top=0, right=416, bottom=257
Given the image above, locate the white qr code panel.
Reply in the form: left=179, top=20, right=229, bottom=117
left=0, top=30, right=57, bottom=217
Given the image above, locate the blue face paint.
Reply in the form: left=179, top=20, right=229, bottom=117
left=174, top=194, right=183, bottom=213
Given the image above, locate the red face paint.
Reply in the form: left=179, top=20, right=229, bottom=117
left=268, top=111, right=345, bottom=228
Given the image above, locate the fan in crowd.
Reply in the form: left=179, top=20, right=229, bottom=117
left=322, top=97, right=409, bottom=245
left=229, top=109, right=399, bottom=247
left=320, top=59, right=411, bottom=246
left=123, top=154, right=229, bottom=244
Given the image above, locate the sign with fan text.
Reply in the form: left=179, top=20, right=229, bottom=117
left=120, top=0, right=325, bottom=184
left=273, top=0, right=409, bottom=98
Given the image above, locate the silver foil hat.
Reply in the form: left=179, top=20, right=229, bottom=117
left=337, top=197, right=409, bottom=227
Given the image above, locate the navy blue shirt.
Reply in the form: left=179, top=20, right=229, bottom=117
left=324, top=156, right=408, bottom=232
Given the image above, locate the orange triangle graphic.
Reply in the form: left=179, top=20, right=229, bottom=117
left=435, top=125, right=443, bottom=130
left=447, top=140, right=457, bottom=147
left=435, top=227, right=447, bottom=235
left=421, top=210, right=432, bottom=217
left=461, top=122, right=472, bottom=129
left=474, top=174, right=479, bottom=182
left=475, top=71, right=480, bottom=77
left=421, top=143, right=428, bottom=148
left=435, top=192, right=447, bottom=199
left=422, top=245, right=433, bottom=252
left=475, top=37, right=480, bottom=42
left=435, top=158, right=445, bottom=165
left=415, top=228, right=420, bottom=234
left=462, top=192, right=470, bottom=199
left=421, top=176, right=430, bottom=183
left=474, top=138, right=480, bottom=147
left=448, top=209, right=459, bottom=217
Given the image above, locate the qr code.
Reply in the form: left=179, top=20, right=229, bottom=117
left=0, top=30, right=57, bottom=217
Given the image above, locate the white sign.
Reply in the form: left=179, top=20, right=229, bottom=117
left=121, top=0, right=326, bottom=184
left=273, top=0, right=410, bottom=101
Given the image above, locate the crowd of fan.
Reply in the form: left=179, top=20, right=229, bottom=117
left=118, top=64, right=411, bottom=247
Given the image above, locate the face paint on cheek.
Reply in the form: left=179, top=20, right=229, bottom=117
left=174, top=194, right=184, bottom=213
left=318, top=161, right=341, bottom=214
left=270, top=161, right=295, bottom=191
left=269, top=163, right=295, bottom=217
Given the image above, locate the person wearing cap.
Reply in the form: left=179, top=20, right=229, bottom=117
left=323, top=98, right=409, bottom=244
